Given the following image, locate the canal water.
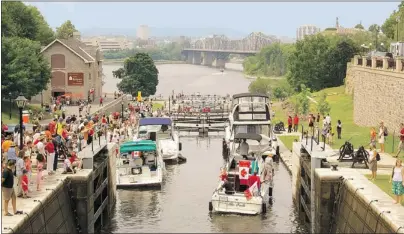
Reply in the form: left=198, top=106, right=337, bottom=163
left=101, top=64, right=308, bottom=233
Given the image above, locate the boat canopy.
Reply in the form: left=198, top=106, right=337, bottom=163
left=234, top=133, right=262, bottom=142
left=232, top=93, right=268, bottom=99
left=120, top=140, right=157, bottom=153
left=139, top=117, right=172, bottom=126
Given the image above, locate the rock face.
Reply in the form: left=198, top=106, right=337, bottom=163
left=345, top=63, right=404, bottom=133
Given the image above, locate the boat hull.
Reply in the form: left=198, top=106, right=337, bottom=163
left=211, top=192, right=263, bottom=215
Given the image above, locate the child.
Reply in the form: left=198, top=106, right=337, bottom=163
left=36, top=152, right=46, bottom=191
left=219, top=168, right=228, bottom=181
left=62, top=154, right=76, bottom=174
left=21, top=170, right=30, bottom=198
left=23, top=155, right=32, bottom=187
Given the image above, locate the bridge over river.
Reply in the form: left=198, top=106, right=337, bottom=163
left=182, top=32, right=279, bottom=68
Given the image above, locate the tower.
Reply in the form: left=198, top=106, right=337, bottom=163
left=336, top=17, right=340, bottom=28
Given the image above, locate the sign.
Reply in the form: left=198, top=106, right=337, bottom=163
left=67, top=73, right=84, bottom=86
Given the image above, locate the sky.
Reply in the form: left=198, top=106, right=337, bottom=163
left=27, top=2, right=400, bottom=38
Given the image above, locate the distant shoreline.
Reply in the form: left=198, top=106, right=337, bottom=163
left=103, top=59, right=186, bottom=65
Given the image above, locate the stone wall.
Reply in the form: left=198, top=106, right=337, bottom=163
left=345, top=56, right=404, bottom=133
left=314, top=168, right=404, bottom=234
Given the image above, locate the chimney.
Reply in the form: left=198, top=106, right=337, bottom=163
left=73, top=31, right=81, bottom=41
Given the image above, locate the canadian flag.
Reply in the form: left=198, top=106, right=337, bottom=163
left=239, top=160, right=251, bottom=185
left=132, top=151, right=141, bottom=159
left=244, top=181, right=259, bottom=200
left=90, top=88, right=95, bottom=94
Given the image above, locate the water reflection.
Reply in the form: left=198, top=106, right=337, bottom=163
left=103, top=138, right=308, bottom=233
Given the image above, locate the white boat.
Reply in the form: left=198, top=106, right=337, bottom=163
left=135, top=117, right=182, bottom=162
left=210, top=133, right=274, bottom=215
left=117, top=140, right=164, bottom=188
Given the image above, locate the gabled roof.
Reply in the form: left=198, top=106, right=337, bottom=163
left=41, top=38, right=96, bottom=63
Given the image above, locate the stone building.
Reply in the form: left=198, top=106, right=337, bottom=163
left=32, top=32, right=104, bottom=103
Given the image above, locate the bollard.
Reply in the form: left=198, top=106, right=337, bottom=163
left=301, top=125, right=304, bottom=140
left=323, top=138, right=326, bottom=151
left=317, top=128, right=320, bottom=145
left=311, top=136, right=314, bottom=152
left=92, top=139, right=94, bottom=152
left=99, top=134, right=101, bottom=146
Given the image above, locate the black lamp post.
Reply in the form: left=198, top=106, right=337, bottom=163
left=41, top=91, right=43, bottom=108
left=121, top=101, right=124, bottom=119
left=9, top=92, right=12, bottom=120
left=15, top=94, right=27, bottom=150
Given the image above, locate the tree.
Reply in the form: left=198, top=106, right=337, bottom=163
left=317, top=92, right=331, bottom=116
left=1, top=37, right=51, bottom=99
left=112, top=68, right=125, bottom=78
left=115, top=53, right=159, bottom=96
left=354, top=23, right=364, bottom=30
left=1, top=2, right=54, bottom=45
left=296, top=84, right=311, bottom=116
left=56, top=20, right=77, bottom=39
left=248, top=78, right=272, bottom=97
left=382, top=2, right=404, bottom=41
left=368, top=24, right=380, bottom=33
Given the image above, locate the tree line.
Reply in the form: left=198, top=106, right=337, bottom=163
left=1, top=1, right=84, bottom=100
left=247, top=1, right=404, bottom=99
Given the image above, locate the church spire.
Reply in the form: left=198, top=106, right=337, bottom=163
left=336, top=17, right=340, bottom=28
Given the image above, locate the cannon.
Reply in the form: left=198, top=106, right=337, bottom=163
left=351, top=146, right=369, bottom=169
left=274, top=121, right=286, bottom=133
left=338, top=138, right=354, bottom=161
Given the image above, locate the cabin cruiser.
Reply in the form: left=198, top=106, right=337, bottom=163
left=224, top=93, right=279, bottom=161
left=135, top=117, right=182, bottom=162
left=117, top=140, right=164, bottom=188
left=210, top=133, right=273, bottom=215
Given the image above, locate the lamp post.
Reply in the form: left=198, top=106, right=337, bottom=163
left=121, top=100, right=124, bottom=119
left=397, top=16, right=401, bottom=41
left=15, top=94, right=27, bottom=150
left=41, top=91, right=43, bottom=108
left=9, top=92, right=12, bottom=120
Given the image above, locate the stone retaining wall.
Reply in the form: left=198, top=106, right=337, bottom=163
left=345, top=57, right=404, bottom=133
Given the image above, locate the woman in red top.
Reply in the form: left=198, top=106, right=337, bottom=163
left=69, top=151, right=81, bottom=169
left=219, top=168, right=228, bottom=181
left=287, top=116, right=293, bottom=133
left=395, top=123, right=404, bottom=157
left=45, top=140, right=55, bottom=175
left=293, top=114, right=299, bottom=132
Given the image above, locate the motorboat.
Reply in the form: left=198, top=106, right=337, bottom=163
left=210, top=133, right=273, bottom=215
left=117, top=140, right=164, bottom=188
left=135, top=117, right=182, bottom=162
left=224, top=94, right=279, bottom=162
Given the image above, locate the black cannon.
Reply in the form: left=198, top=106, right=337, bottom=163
left=274, top=121, right=285, bottom=133
left=351, top=146, right=369, bottom=169
left=338, top=139, right=354, bottom=161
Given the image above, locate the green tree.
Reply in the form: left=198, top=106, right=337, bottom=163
left=56, top=20, right=77, bottom=39
left=112, top=68, right=125, bottom=78
left=296, top=84, right=311, bottom=116
left=368, top=24, right=380, bottom=33
left=382, top=2, right=404, bottom=41
left=1, top=37, right=51, bottom=99
left=354, top=23, right=364, bottom=30
left=115, top=53, right=159, bottom=96
left=248, top=78, right=272, bottom=97
left=1, top=2, right=54, bottom=45
left=317, top=92, right=331, bottom=116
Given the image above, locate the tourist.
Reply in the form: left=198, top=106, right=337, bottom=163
left=369, top=147, right=378, bottom=181
left=21, top=169, right=30, bottom=198
left=322, top=116, right=327, bottom=129
left=222, top=138, right=229, bottom=162
left=390, top=159, right=404, bottom=204
left=45, top=137, right=56, bottom=175
left=219, top=167, right=228, bottom=181
left=15, top=150, right=25, bottom=197
left=395, top=123, right=404, bottom=158
left=23, top=155, right=32, bottom=188
left=2, top=160, right=23, bottom=216
left=327, top=124, right=334, bottom=145
left=69, top=150, right=82, bottom=169
left=326, top=113, right=331, bottom=125
left=379, top=121, right=386, bottom=153
left=48, top=118, right=56, bottom=135
left=308, top=114, right=314, bottom=132
left=293, top=114, right=299, bottom=132
left=36, top=150, right=46, bottom=191
left=6, top=143, right=18, bottom=164
left=316, top=113, right=320, bottom=125
left=62, top=154, right=76, bottom=174
left=287, top=116, right=292, bottom=133
left=239, top=139, right=249, bottom=160
left=370, top=127, right=377, bottom=149
left=261, top=156, right=274, bottom=200
left=336, top=120, right=342, bottom=139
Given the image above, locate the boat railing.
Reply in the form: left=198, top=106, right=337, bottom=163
left=230, top=102, right=271, bottom=122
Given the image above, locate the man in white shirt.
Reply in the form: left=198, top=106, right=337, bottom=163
left=239, top=139, right=249, bottom=160
left=326, top=114, right=331, bottom=125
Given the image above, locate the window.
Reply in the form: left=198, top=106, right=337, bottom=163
left=89, top=73, right=91, bottom=80
left=51, top=54, right=65, bottom=69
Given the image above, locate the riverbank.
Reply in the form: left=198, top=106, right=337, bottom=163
left=103, top=59, right=186, bottom=65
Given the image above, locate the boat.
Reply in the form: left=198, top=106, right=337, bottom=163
left=117, top=140, right=164, bottom=188
left=136, top=117, right=182, bottom=162
left=210, top=133, right=272, bottom=215
left=224, top=93, right=279, bottom=161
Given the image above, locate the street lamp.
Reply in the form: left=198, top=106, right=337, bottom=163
left=396, top=16, right=401, bottom=41
left=9, top=92, right=12, bottom=120
left=15, top=94, right=27, bottom=150
left=121, top=100, right=124, bottom=119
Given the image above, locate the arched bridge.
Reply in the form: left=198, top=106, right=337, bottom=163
left=182, top=32, right=279, bottom=68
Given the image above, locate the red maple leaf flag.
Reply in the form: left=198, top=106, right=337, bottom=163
left=244, top=181, right=258, bottom=200
left=239, top=160, right=251, bottom=185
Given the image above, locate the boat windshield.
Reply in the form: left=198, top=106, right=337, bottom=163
left=143, top=125, right=173, bottom=140
left=233, top=124, right=270, bottom=136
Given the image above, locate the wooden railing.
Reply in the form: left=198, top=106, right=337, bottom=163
left=352, top=55, right=404, bottom=72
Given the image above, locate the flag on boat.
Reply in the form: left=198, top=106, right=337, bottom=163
left=239, top=160, right=251, bottom=185
left=132, top=151, right=141, bottom=159
left=244, top=181, right=259, bottom=200
left=89, top=88, right=95, bottom=94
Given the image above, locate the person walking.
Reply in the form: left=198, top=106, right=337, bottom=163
left=390, top=159, right=404, bottom=204
left=287, top=116, right=292, bottom=133
left=2, top=160, right=23, bottom=216
left=293, top=114, right=299, bottom=132
left=336, top=120, right=342, bottom=139
left=395, top=123, right=404, bottom=158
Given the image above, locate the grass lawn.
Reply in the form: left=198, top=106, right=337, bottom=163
left=365, top=174, right=404, bottom=206
left=272, top=86, right=404, bottom=158
left=278, top=135, right=300, bottom=151
left=1, top=102, right=49, bottom=124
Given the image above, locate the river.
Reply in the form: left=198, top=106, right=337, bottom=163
left=102, top=63, right=307, bottom=233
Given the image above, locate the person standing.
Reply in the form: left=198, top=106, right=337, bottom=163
left=261, top=156, right=274, bottom=201
left=390, top=159, right=404, bottom=204
left=99, top=96, right=103, bottom=107
left=15, top=150, right=25, bottom=197
left=369, top=147, right=378, bottom=181
left=395, top=123, right=404, bottom=158
left=45, top=138, right=55, bottom=175
left=379, top=121, right=386, bottom=153
left=2, top=160, right=23, bottom=216
left=336, top=120, right=342, bottom=139
left=293, top=114, right=299, bottom=132
left=370, top=127, right=377, bottom=149
left=287, top=116, right=292, bottom=133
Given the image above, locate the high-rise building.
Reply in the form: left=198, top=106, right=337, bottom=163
left=136, top=25, right=150, bottom=40
left=296, top=25, right=321, bottom=41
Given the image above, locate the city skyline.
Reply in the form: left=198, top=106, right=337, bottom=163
left=28, top=2, right=399, bottom=38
